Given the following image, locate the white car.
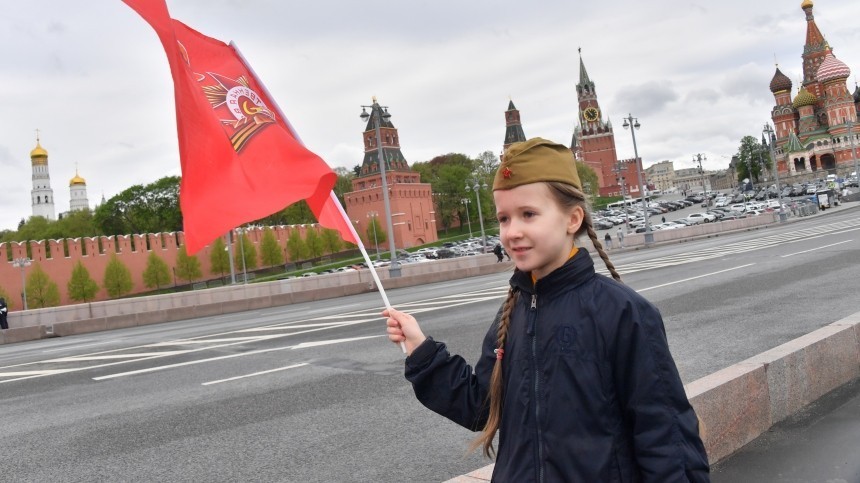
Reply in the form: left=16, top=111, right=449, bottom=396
left=729, top=203, right=746, bottom=213
left=686, top=212, right=716, bottom=224
left=714, top=197, right=729, bottom=207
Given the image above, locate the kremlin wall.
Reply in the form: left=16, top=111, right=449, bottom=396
left=0, top=224, right=321, bottom=309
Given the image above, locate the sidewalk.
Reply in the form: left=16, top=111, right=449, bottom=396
left=711, top=377, right=860, bottom=482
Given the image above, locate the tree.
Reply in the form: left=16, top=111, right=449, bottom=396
left=103, top=256, right=133, bottom=299
left=142, top=252, right=171, bottom=290
left=320, top=228, right=344, bottom=255
left=26, top=263, right=60, bottom=309
left=305, top=228, right=324, bottom=259
left=209, top=236, right=230, bottom=277
left=575, top=161, right=600, bottom=198
left=0, top=285, right=14, bottom=310
left=234, top=233, right=258, bottom=270
left=366, top=217, right=387, bottom=247
left=736, top=135, right=771, bottom=185
left=286, top=227, right=308, bottom=262
left=175, top=245, right=203, bottom=283
left=260, top=228, right=284, bottom=267
left=94, top=176, right=182, bottom=235
left=67, top=261, right=99, bottom=303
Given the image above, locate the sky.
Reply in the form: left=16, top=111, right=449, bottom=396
left=2, top=0, right=859, bottom=232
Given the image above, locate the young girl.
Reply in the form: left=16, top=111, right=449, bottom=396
left=385, top=138, right=709, bottom=482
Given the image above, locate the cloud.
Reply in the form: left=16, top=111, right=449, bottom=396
left=613, top=81, right=679, bottom=117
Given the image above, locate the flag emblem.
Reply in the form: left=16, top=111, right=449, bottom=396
left=201, top=73, right=276, bottom=152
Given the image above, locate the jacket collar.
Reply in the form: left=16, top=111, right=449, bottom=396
left=510, top=247, right=596, bottom=296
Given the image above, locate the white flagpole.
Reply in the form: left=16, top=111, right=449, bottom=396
left=231, top=42, right=406, bottom=353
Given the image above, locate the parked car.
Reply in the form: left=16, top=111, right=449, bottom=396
left=686, top=212, right=716, bottom=224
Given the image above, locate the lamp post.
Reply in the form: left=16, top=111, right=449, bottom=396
left=622, top=114, right=652, bottom=244
left=848, top=117, right=858, bottom=189
left=465, top=177, right=488, bottom=251
left=763, top=123, right=787, bottom=222
left=12, top=257, right=31, bottom=310
left=360, top=99, right=400, bottom=277
left=367, top=211, right=381, bottom=260
left=236, top=226, right=248, bottom=284
left=694, top=153, right=710, bottom=206
left=613, top=160, right=630, bottom=233
left=226, top=231, right=236, bottom=285
left=461, top=198, right=473, bottom=238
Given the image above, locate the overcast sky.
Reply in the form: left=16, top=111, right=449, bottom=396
left=2, top=0, right=859, bottom=231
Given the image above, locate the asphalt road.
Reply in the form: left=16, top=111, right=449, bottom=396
left=1, top=207, right=859, bottom=482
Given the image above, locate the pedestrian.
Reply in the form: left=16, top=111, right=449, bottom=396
left=384, top=138, right=708, bottom=482
left=0, top=297, right=8, bottom=330
left=617, top=226, right=625, bottom=248
left=662, top=215, right=666, bottom=224
left=604, top=231, right=612, bottom=249
left=493, top=243, right=504, bottom=262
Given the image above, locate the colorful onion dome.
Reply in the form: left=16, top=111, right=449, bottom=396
left=816, top=53, right=850, bottom=83
left=769, top=67, right=792, bottom=93
left=792, top=86, right=817, bottom=109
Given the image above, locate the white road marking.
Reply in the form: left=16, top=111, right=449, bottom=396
left=780, top=239, right=854, bottom=257
left=0, top=369, right=74, bottom=377
left=45, top=351, right=189, bottom=362
left=93, top=335, right=383, bottom=381
left=202, top=363, right=309, bottom=386
left=638, top=264, right=756, bottom=292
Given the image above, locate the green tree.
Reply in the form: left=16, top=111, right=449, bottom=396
left=305, top=228, right=324, bottom=259
left=0, top=285, right=14, bottom=310
left=333, top=166, right=355, bottom=207
left=94, top=176, right=182, bottom=235
left=575, top=161, right=600, bottom=199
left=234, top=233, right=258, bottom=270
left=103, top=256, right=133, bottom=299
left=26, top=263, right=61, bottom=308
left=366, top=217, right=387, bottom=247
left=286, top=227, right=308, bottom=262
left=260, top=228, right=284, bottom=267
left=736, top=135, right=771, bottom=185
left=209, top=236, right=230, bottom=277
left=56, top=208, right=100, bottom=239
left=142, top=252, right=171, bottom=289
left=67, top=261, right=99, bottom=303
left=175, top=245, right=203, bottom=283
left=320, top=228, right=344, bottom=255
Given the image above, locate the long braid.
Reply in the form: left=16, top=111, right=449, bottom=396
left=470, top=287, right=518, bottom=458
left=582, top=211, right=622, bottom=282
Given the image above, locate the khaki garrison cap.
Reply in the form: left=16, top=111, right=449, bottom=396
left=493, top=138, right=582, bottom=191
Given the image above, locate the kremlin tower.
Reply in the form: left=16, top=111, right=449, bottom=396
left=30, top=134, right=56, bottom=220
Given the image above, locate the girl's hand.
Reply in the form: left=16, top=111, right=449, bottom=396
left=383, top=308, right=426, bottom=356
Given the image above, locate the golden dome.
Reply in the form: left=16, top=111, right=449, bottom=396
left=30, top=142, right=48, bottom=164
left=801, top=0, right=813, bottom=9
left=792, top=86, right=817, bottom=109
left=69, top=172, right=86, bottom=186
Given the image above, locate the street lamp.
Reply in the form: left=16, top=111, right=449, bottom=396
left=465, top=178, right=488, bottom=250
left=847, top=117, right=858, bottom=189
left=613, top=160, right=630, bottom=233
left=694, top=154, right=710, bottom=206
left=12, top=257, right=31, bottom=310
left=367, top=211, right=381, bottom=260
left=236, top=226, right=248, bottom=284
left=622, top=114, right=652, bottom=244
left=763, top=123, right=787, bottom=222
left=360, top=99, right=400, bottom=277
left=460, top=198, right=473, bottom=238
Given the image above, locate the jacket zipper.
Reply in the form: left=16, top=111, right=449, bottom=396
left=529, top=293, right=544, bottom=483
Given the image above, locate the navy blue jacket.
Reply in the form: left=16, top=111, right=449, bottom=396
left=405, top=249, right=709, bottom=482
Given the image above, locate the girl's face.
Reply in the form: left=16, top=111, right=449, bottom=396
left=494, top=183, right=584, bottom=280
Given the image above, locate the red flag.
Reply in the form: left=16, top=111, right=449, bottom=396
left=123, top=0, right=357, bottom=253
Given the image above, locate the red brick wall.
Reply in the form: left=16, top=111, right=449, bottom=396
left=0, top=225, right=319, bottom=310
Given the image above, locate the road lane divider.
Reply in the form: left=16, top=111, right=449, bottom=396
left=202, top=363, right=309, bottom=386
left=780, top=239, right=854, bottom=258
left=638, top=264, right=756, bottom=292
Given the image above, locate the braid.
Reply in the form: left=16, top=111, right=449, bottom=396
left=583, top=211, right=622, bottom=282
left=470, top=287, right=518, bottom=458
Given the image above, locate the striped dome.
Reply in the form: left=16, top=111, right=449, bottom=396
left=769, top=67, right=792, bottom=93
left=816, top=53, right=850, bottom=83
left=792, top=86, right=817, bottom=109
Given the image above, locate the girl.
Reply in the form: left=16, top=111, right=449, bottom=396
left=385, top=138, right=709, bottom=482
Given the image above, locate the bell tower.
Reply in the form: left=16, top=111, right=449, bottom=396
left=30, top=132, right=56, bottom=220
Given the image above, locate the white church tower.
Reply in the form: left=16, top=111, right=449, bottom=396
left=69, top=168, right=89, bottom=212
left=30, top=134, right=56, bottom=220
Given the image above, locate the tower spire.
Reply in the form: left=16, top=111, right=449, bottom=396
left=578, top=47, right=592, bottom=87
